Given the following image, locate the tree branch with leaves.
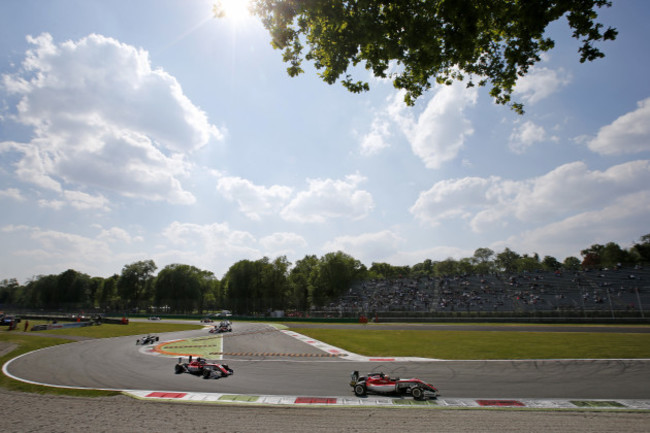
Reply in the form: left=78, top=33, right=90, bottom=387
left=250, top=0, right=617, bottom=113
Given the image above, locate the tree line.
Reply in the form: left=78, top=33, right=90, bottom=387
left=1, top=234, right=648, bottom=315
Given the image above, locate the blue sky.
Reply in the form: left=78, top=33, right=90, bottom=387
left=1, top=1, right=649, bottom=283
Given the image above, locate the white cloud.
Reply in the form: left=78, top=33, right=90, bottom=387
left=280, top=173, right=374, bottom=223
left=63, top=190, right=110, bottom=211
left=259, top=232, right=307, bottom=256
left=0, top=224, right=145, bottom=279
left=18, top=228, right=112, bottom=263
left=0, top=33, right=223, bottom=204
left=217, top=173, right=375, bottom=224
left=97, top=226, right=142, bottom=244
left=386, top=245, right=474, bottom=267
left=509, top=121, right=547, bottom=154
left=410, top=176, right=503, bottom=227
left=152, top=221, right=278, bottom=277
left=1, top=224, right=30, bottom=233
left=3, top=141, right=62, bottom=192
left=586, top=97, right=650, bottom=155
left=323, top=230, right=404, bottom=263
left=511, top=160, right=650, bottom=223
left=38, top=199, right=65, bottom=210
left=216, top=175, right=292, bottom=220
left=359, top=117, right=391, bottom=156
left=34, top=189, right=109, bottom=211
left=360, top=82, right=477, bottom=167
left=388, top=84, right=477, bottom=169
left=0, top=188, right=24, bottom=201
left=161, top=221, right=259, bottom=265
left=411, top=160, right=650, bottom=234
left=157, top=221, right=301, bottom=277
left=514, top=66, right=572, bottom=104
left=492, top=190, right=650, bottom=259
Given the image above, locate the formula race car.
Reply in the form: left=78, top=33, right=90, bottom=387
left=350, top=371, right=439, bottom=400
left=174, top=356, right=234, bottom=379
left=209, top=320, right=232, bottom=333
left=0, top=314, right=20, bottom=326
left=136, top=335, right=159, bottom=345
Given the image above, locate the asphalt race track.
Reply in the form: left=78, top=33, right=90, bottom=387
left=5, top=322, right=650, bottom=400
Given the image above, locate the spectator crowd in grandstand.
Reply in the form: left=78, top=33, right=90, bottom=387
left=323, top=266, right=649, bottom=317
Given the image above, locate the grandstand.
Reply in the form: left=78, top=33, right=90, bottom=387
left=320, top=266, right=650, bottom=320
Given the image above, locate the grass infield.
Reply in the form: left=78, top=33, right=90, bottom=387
left=289, top=328, right=650, bottom=360
left=37, top=320, right=202, bottom=338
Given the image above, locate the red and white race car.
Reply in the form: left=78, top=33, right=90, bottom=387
left=174, top=356, right=234, bottom=379
left=350, top=371, right=439, bottom=400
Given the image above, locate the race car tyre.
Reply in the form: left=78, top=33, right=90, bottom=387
left=174, top=364, right=185, bottom=374
left=411, top=387, right=424, bottom=401
left=202, top=370, right=212, bottom=379
left=354, top=384, right=367, bottom=397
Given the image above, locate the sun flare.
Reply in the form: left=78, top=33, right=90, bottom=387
left=214, top=0, right=253, bottom=22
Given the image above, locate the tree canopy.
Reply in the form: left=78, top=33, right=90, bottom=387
left=2, top=234, right=649, bottom=314
left=155, top=264, right=217, bottom=313
left=117, top=260, right=157, bottom=310
left=250, top=0, right=617, bottom=113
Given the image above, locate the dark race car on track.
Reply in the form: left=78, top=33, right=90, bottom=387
left=175, top=356, right=234, bottom=379
left=135, top=335, right=159, bottom=345
left=209, top=320, right=232, bottom=333
left=350, top=371, right=439, bottom=400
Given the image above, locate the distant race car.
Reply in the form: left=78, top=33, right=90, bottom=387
left=209, top=320, right=232, bottom=333
left=174, top=356, right=234, bottom=379
left=350, top=371, right=439, bottom=400
left=0, top=315, right=20, bottom=326
left=200, top=317, right=213, bottom=323
left=148, top=316, right=161, bottom=321
left=136, top=335, right=159, bottom=345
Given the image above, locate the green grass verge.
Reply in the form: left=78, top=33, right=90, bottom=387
left=0, top=321, right=203, bottom=396
left=35, top=321, right=203, bottom=338
left=290, top=328, right=650, bottom=359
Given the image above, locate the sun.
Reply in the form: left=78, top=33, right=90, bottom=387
left=214, top=0, right=253, bottom=22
